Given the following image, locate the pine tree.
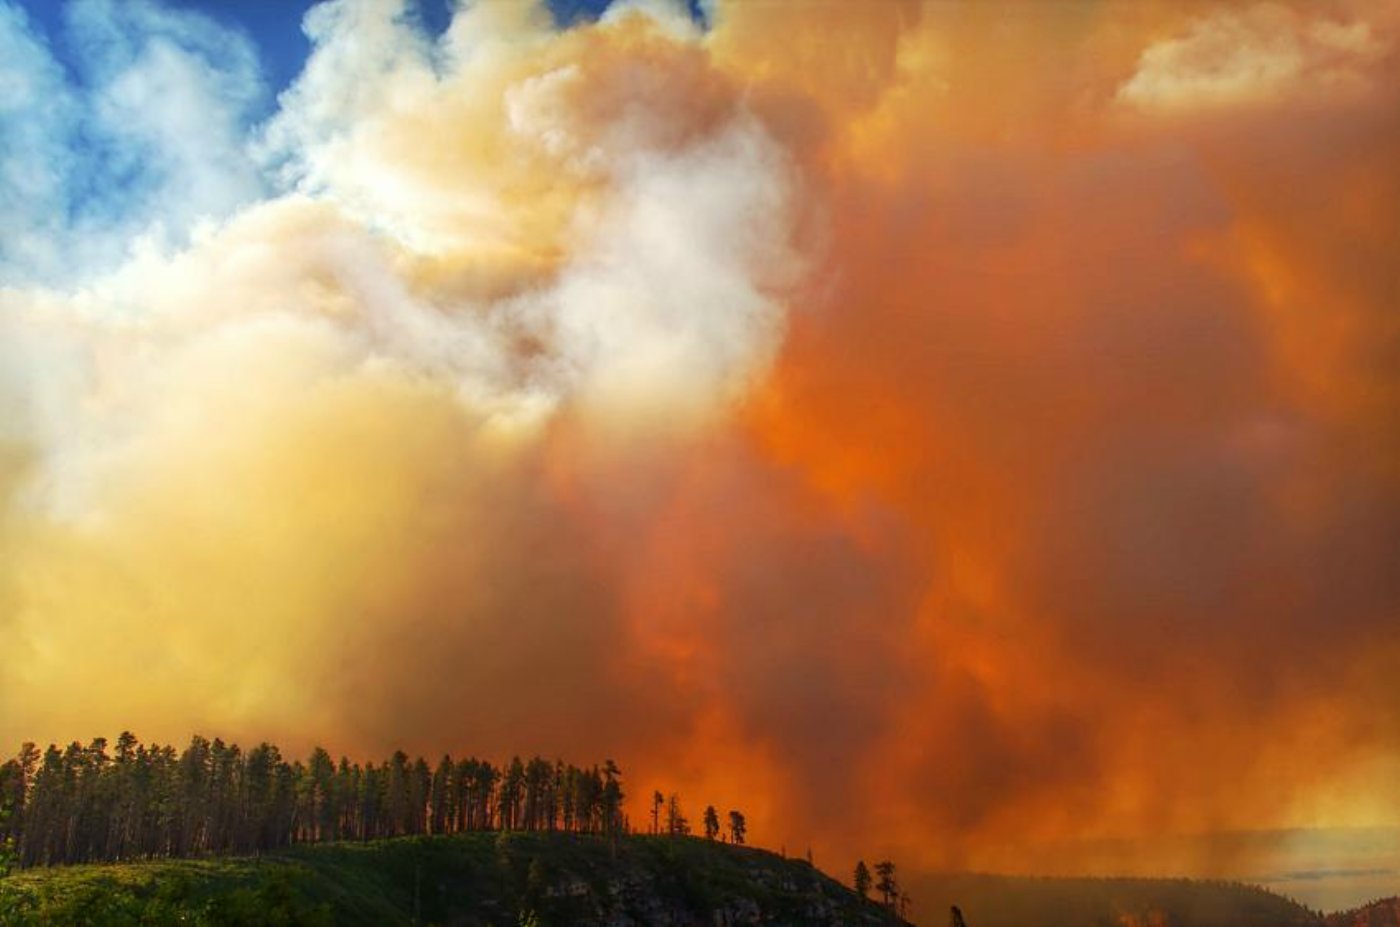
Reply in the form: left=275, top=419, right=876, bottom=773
left=664, top=794, right=689, bottom=836
left=307, top=747, right=335, bottom=843
left=601, top=760, right=624, bottom=840
left=874, top=859, right=899, bottom=908
left=430, top=756, right=452, bottom=835
left=727, top=809, right=746, bottom=845
left=500, top=757, right=525, bottom=831
left=0, top=735, right=639, bottom=870
left=854, top=859, right=872, bottom=898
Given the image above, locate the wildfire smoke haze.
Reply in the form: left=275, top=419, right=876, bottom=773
left=1, top=0, right=1399, bottom=894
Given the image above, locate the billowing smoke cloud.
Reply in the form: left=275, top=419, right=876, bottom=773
left=2, top=0, right=1399, bottom=886
left=0, top=0, right=802, bottom=768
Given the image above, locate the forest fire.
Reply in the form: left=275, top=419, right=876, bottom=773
left=0, top=0, right=1397, bottom=914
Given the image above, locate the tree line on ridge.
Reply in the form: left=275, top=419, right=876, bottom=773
left=0, top=733, right=747, bottom=869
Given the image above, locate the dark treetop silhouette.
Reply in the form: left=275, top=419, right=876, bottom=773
left=0, top=732, right=750, bottom=870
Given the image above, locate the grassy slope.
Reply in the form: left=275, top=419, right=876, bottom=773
left=0, top=833, right=904, bottom=927
left=1, top=837, right=1361, bottom=927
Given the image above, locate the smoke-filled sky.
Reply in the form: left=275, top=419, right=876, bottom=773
left=2, top=0, right=1399, bottom=882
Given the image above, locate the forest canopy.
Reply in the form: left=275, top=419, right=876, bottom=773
left=0, top=733, right=746, bottom=869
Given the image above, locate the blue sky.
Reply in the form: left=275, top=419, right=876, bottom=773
left=17, top=0, right=320, bottom=95
left=0, top=0, right=702, bottom=282
left=13, top=0, right=698, bottom=99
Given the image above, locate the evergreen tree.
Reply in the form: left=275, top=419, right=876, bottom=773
left=664, top=794, right=689, bottom=836
left=0, top=735, right=641, bottom=870
left=0, top=783, right=15, bottom=876
left=0, top=759, right=22, bottom=866
left=874, top=859, right=899, bottom=909
left=854, top=859, right=872, bottom=898
left=409, top=757, right=431, bottom=835
left=703, top=805, right=720, bottom=840
left=601, top=760, right=624, bottom=840
left=430, top=756, right=452, bottom=835
left=307, top=747, right=335, bottom=843
left=727, top=809, right=746, bottom=845
left=500, top=757, right=525, bottom=831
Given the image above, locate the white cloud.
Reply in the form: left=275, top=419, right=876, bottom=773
left=0, top=0, right=267, bottom=285
left=1117, top=3, right=1391, bottom=113
left=0, top=0, right=805, bottom=516
left=536, top=114, right=800, bottom=429
left=0, top=2, right=82, bottom=280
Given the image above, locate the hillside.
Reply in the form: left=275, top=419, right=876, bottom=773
left=0, top=833, right=908, bottom=927
left=1327, top=896, right=1400, bottom=927
left=905, top=872, right=1327, bottom=927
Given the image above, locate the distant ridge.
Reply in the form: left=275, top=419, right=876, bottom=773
left=1326, top=896, right=1400, bottom=927
left=903, top=872, right=1326, bottom=927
